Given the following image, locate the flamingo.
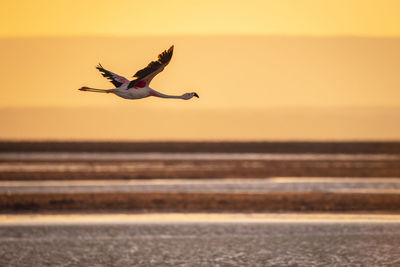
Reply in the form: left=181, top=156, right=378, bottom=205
left=79, top=45, right=199, bottom=100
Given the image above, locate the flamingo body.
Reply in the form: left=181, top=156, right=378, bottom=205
left=79, top=46, right=199, bottom=101
left=113, top=87, right=151, bottom=100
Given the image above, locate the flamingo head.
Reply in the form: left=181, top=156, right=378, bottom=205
left=182, top=92, right=199, bottom=100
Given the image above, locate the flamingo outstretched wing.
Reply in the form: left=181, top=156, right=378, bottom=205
left=96, top=63, right=130, bottom=88
left=128, top=45, right=174, bottom=88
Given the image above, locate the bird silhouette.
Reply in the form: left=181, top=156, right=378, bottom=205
left=79, top=45, right=199, bottom=100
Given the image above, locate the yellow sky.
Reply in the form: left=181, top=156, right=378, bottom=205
left=2, top=36, right=400, bottom=109
left=1, top=0, right=400, bottom=37
left=2, top=0, right=400, bottom=140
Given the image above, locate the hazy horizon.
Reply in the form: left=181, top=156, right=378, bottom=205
left=1, top=106, right=399, bottom=141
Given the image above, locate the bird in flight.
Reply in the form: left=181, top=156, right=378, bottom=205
left=79, top=45, right=199, bottom=100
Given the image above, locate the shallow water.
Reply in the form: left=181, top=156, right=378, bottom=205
left=1, top=222, right=400, bottom=266
left=2, top=178, right=400, bottom=194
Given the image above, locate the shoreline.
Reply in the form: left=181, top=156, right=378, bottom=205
left=1, top=141, right=400, bottom=154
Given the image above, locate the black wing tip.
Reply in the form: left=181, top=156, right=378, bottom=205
left=96, top=63, right=104, bottom=69
left=159, top=45, right=174, bottom=63
left=168, top=45, right=174, bottom=56
left=132, top=45, right=174, bottom=78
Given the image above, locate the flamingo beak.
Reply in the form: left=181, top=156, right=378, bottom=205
left=193, top=93, right=199, bottom=98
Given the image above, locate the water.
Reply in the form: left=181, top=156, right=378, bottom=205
left=1, top=222, right=400, bottom=266
left=2, top=178, right=400, bottom=194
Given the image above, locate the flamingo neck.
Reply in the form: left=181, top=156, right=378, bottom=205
left=150, top=89, right=183, bottom=99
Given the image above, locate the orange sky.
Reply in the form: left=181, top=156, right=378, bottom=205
left=2, top=36, right=400, bottom=109
left=1, top=1, right=400, bottom=140
left=1, top=0, right=400, bottom=37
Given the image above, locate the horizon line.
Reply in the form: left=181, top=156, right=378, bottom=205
left=1, top=105, right=400, bottom=111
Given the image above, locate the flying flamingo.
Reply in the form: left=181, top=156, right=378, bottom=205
left=79, top=45, right=199, bottom=100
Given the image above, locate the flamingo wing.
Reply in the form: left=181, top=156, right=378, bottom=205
left=96, top=63, right=130, bottom=88
left=128, top=45, right=174, bottom=88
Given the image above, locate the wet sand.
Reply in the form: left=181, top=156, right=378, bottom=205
left=1, top=152, right=400, bottom=180
left=1, top=141, right=400, bottom=212
left=2, top=141, right=400, bottom=154
left=2, top=178, right=400, bottom=213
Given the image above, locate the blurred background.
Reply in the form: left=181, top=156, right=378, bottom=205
left=1, top=0, right=400, bottom=141
left=2, top=2, right=400, bottom=265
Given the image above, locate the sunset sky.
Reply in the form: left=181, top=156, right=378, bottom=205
left=1, top=0, right=400, bottom=140
left=2, top=0, right=400, bottom=37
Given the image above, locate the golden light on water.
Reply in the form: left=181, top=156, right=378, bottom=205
left=2, top=213, right=400, bottom=225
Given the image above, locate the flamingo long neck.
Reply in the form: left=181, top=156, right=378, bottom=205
left=150, top=89, right=183, bottom=99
